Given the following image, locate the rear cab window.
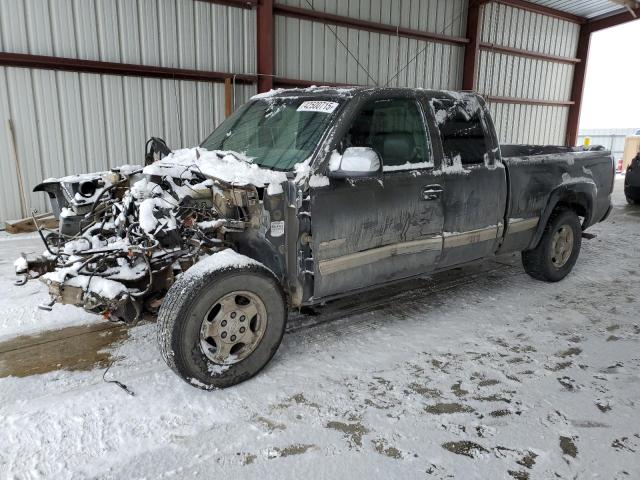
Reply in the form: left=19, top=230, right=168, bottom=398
left=430, top=97, right=491, bottom=169
left=344, top=98, right=433, bottom=172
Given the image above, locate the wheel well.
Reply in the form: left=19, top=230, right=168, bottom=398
left=554, top=193, right=591, bottom=228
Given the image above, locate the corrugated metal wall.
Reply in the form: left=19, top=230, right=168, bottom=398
left=0, top=0, right=585, bottom=222
left=274, top=0, right=467, bottom=89
left=477, top=2, right=580, bottom=145
left=0, top=0, right=256, bottom=223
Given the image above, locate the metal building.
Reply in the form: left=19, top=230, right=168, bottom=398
left=0, top=0, right=638, bottom=223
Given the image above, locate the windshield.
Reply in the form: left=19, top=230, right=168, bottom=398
left=200, top=97, right=343, bottom=171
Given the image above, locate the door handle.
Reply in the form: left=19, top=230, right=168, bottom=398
left=422, top=185, right=443, bottom=201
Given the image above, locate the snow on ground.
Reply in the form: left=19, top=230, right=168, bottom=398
left=0, top=233, right=102, bottom=342
left=0, top=179, right=639, bottom=479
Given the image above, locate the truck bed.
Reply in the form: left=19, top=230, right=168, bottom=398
left=499, top=144, right=615, bottom=254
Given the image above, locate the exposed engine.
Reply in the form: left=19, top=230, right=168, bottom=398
left=15, top=144, right=281, bottom=323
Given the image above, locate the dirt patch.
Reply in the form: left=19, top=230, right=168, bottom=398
left=557, top=377, right=577, bottom=390
left=407, top=383, right=441, bottom=398
left=0, top=323, right=129, bottom=378
left=508, top=470, right=529, bottom=479
left=372, top=439, right=402, bottom=459
left=474, top=394, right=511, bottom=403
left=546, top=361, right=572, bottom=372
left=611, top=437, right=637, bottom=453
left=326, top=421, right=368, bottom=448
left=516, top=451, right=538, bottom=469
left=442, top=441, right=488, bottom=458
left=490, top=409, right=511, bottom=417
left=424, top=403, right=475, bottom=415
left=273, top=393, right=321, bottom=411
left=559, top=436, right=578, bottom=458
left=254, top=416, right=286, bottom=432
left=272, top=444, right=315, bottom=458
left=556, top=347, right=582, bottom=358
left=451, top=381, right=469, bottom=397
left=478, top=379, right=500, bottom=387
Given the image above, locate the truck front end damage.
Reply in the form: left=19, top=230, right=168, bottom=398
left=15, top=148, right=291, bottom=323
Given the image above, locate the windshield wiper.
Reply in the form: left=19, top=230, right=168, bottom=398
left=216, top=150, right=248, bottom=164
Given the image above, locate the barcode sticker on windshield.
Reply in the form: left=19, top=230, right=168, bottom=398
left=297, top=101, right=339, bottom=114
left=270, top=221, right=285, bottom=237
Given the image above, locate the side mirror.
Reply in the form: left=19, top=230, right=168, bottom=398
left=328, top=147, right=382, bottom=179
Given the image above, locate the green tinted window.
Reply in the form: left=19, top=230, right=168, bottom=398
left=200, top=98, right=341, bottom=171
left=344, top=98, right=431, bottom=169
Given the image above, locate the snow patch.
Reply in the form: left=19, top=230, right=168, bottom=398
left=267, top=182, right=284, bottom=196
left=144, top=148, right=288, bottom=188
left=383, top=161, right=432, bottom=172
left=185, top=249, right=267, bottom=280
left=309, top=174, right=330, bottom=188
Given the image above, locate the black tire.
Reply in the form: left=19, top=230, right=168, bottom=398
left=157, top=261, right=287, bottom=390
left=522, top=209, right=582, bottom=282
left=626, top=195, right=638, bottom=205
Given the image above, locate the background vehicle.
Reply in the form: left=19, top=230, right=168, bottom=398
left=625, top=152, right=640, bottom=204
left=18, top=88, right=615, bottom=389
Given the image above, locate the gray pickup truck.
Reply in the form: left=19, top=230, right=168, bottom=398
left=17, top=87, right=614, bottom=389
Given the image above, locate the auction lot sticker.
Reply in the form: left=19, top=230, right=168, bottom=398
left=270, top=221, right=285, bottom=237
left=297, top=101, right=339, bottom=113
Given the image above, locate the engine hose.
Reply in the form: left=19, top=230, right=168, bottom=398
left=130, top=252, right=153, bottom=298
left=86, top=179, right=126, bottom=219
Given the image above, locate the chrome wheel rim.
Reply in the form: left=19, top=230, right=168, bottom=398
left=199, top=291, right=267, bottom=365
left=550, top=225, right=574, bottom=268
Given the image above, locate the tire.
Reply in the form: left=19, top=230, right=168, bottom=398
left=157, top=261, right=287, bottom=390
left=626, top=195, right=637, bottom=205
left=522, top=208, right=582, bottom=282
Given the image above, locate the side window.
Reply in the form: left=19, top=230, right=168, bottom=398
left=431, top=98, right=488, bottom=166
left=344, top=98, right=432, bottom=170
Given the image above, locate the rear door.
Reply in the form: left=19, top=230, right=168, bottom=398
left=310, top=93, right=445, bottom=299
left=428, top=95, right=507, bottom=268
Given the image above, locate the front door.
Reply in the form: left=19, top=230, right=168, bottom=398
left=310, top=95, right=445, bottom=299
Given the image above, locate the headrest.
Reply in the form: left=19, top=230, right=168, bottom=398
left=373, top=132, right=415, bottom=164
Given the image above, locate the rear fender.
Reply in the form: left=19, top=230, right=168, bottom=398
left=527, top=181, right=596, bottom=250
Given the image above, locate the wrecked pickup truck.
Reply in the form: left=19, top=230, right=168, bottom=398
left=15, top=87, right=615, bottom=389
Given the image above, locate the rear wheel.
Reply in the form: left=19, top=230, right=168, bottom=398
left=158, top=261, right=286, bottom=389
left=522, top=209, right=582, bottom=282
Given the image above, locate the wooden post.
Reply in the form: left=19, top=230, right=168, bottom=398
left=224, top=77, right=233, bottom=117
left=6, top=119, right=28, bottom=218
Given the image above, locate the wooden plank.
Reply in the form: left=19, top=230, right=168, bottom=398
left=5, top=214, right=58, bottom=234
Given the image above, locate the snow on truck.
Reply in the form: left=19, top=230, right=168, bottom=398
left=14, top=87, right=615, bottom=389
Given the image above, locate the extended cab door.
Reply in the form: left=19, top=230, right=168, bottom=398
left=309, top=93, right=445, bottom=299
left=428, top=95, right=507, bottom=268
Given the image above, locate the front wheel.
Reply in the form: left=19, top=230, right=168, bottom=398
left=158, top=253, right=287, bottom=389
left=522, top=209, right=582, bottom=282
